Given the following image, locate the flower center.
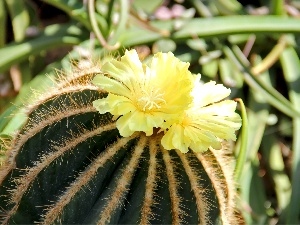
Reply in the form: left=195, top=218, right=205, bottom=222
left=137, top=88, right=166, bottom=112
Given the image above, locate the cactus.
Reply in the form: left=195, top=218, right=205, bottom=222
left=0, top=58, right=243, bottom=224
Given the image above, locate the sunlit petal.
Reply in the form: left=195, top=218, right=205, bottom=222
left=161, top=78, right=242, bottom=153
left=92, top=49, right=194, bottom=137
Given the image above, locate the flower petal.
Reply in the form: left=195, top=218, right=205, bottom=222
left=192, top=80, right=231, bottom=108
left=106, top=94, right=135, bottom=115
left=93, top=98, right=110, bottom=114
left=92, top=75, right=131, bottom=98
left=161, top=97, right=241, bottom=153
left=128, top=110, right=154, bottom=136
left=151, top=52, right=194, bottom=113
left=161, top=125, right=190, bottom=153
left=196, top=100, right=238, bottom=116
left=116, top=113, right=135, bottom=137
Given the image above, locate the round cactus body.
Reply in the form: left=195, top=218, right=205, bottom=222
left=0, top=62, right=242, bottom=225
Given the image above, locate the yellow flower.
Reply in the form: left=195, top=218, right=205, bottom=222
left=93, top=50, right=242, bottom=153
left=161, top=78, right=242, bottom=153
left=92, top=49, right=194, bottom=137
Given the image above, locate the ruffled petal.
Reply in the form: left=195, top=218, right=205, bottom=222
left=106, top=94, right=135, bottom=115
left=151, top=52, right=194, bottom=113
left=161, top=125, right=190, bottom=153
left=128, top=110, right=154, bottom=136
left=116, top=113, right=135, bottom=137
left=161, top=92, right=241, bottom=153
left=196, top=100, right=238, bottom=116
left=92, top=98, right=110, bottom=114
left=120, top=49, right=144, bottom=77
left=192, top=80, right=231, bottom=108
left=92, top=75, right=131, bottom=98
left=93, top=50, right=195, bottom=137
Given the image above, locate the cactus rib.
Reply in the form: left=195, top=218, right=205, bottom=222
left=139, top=137, right=158, bottom=224
left=40, top=135, right=137, bottom=224
left=176, top=150, right=209, bottom=225
left=96, top=135, right=147, bottom=224
left=162, top=149, right=185, bottom=224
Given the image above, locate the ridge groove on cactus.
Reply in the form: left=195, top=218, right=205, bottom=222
left=0, top=54, right=243, bottom=224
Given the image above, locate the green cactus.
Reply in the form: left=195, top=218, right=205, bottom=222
left=0, top=62, right=243, bottom=224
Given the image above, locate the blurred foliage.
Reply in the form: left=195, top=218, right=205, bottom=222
left=0, top=0, right=300, bottom=224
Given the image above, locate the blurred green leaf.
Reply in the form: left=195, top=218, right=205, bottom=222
left=188, top=0, right=212, bottom=17
left=225, top=45, right=300, bottom=118
left=132, top=0, right=163, bottom=14
left=240, top=157, right=268, bottom=225
left=261, top=134, right=291, bottom=213
left=213, top=0, right=243, bottom=15
left=118, top=25, right=164, bottom=47
left=186, top=39, right=207, bottom=51
left=270, top=0, right=286, bottom=15
left=199, top=50, right=222, bottom=64
left=119, top=16, right=300, bottom=46
left=109, top=0, right=129, bottom=45
left=0, top=0, right=7, bottom=47
left=239, top=73, right=270, bottom=224
left=152, top=39, right=176, bottom=53
left=201, top=59, right=218, bottom=79
left=219, top=58, right=243, bottom=87
left=0, top=67, right=58, bottom=135
left=5, top=0, right=30, bottom=42
left=0, top=22, right=88, bottom=73
left=0, top=105, right=18, bottom=134
left=173, top=16, right=300, bottom=39
left=0, top=111, right=27, bottom=136
left=280, top=46, right=300, bottom=224
left=44, top=0, right=91, bottom=29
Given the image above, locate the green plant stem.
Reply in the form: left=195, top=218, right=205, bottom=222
left=224, top=45, right=300, bottom=118
left=109, top=0, right=129, bottom=45
left=251, top=36, right=287, bottom=75
left=234, top=98, right=248, bottom=182
left=88, top=0, right=119, bottom=50
left=270, top=0, right=286, bottom=15
left=106, top=0, right=115, bottom=30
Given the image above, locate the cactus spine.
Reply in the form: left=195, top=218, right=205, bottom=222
left=0, top=63, right=242, bottom=224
